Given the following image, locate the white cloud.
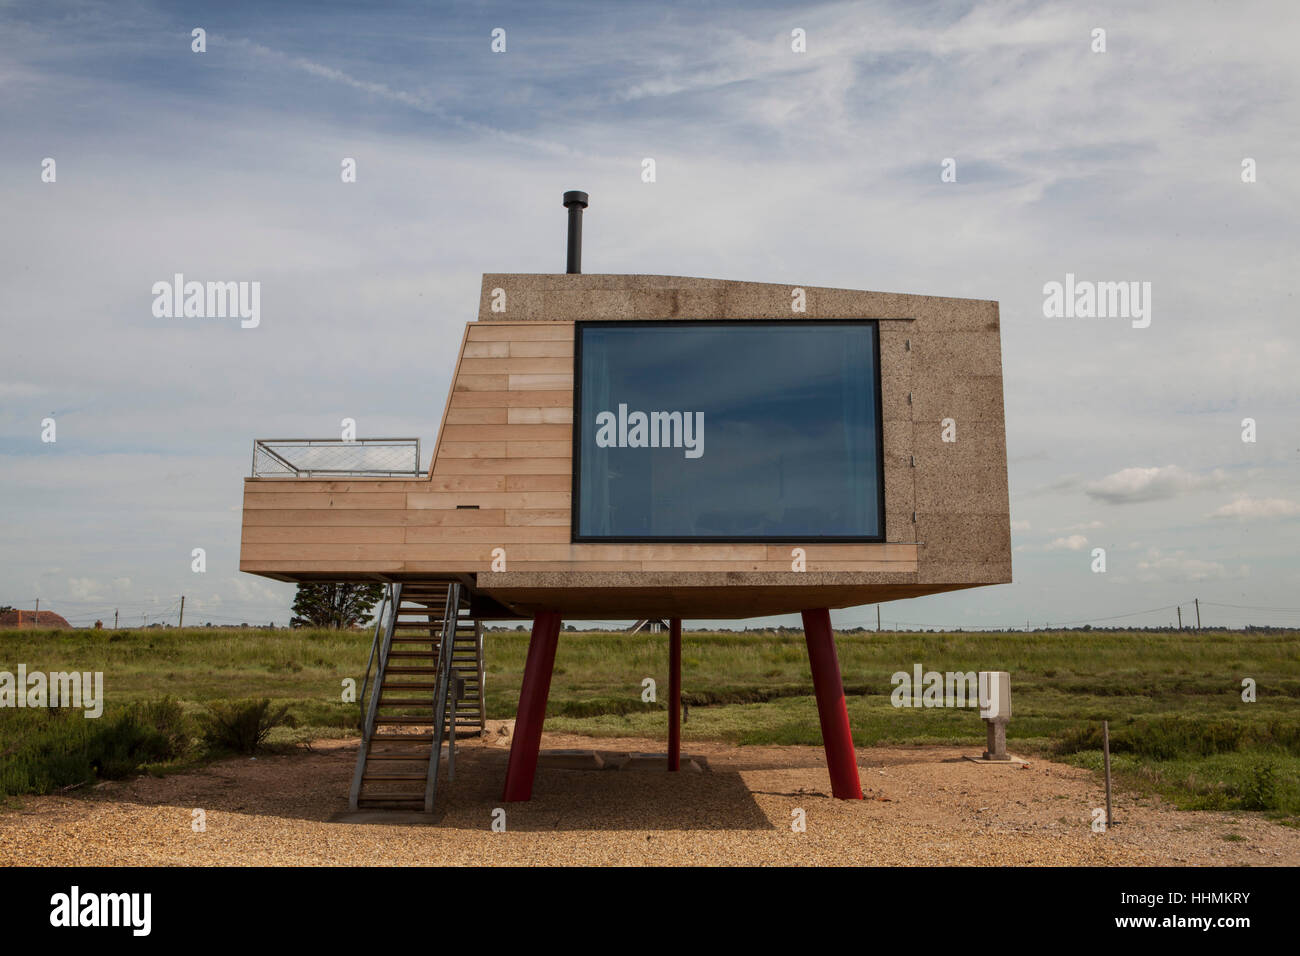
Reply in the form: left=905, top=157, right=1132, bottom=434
left=1136, top=549, right=1249, bottom=583
left=67, top=577, right=103, bottom=600
left=1211, top=496, right=1300, bottom=519
left=1085, top=466, right=1228, bottom=504
left=1056, top=520, right=1103, bottom=532
left=1046, top=535, right=1089, bottom=551
left=231, top=576, right=292, bottom=606
left=1010, top=519, right=1031, bottom=532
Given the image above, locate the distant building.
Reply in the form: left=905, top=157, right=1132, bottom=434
left=0, top=609, right=72, bottom=629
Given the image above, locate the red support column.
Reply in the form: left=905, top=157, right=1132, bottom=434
left=502, top=610, right=562, bottom=802
left=800, top=608, right=864, bottom=799
left=668, top=618, right=682, bottom=771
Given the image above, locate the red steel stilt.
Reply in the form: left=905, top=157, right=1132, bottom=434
left=501, top=609, right=562, bottom=801
left=668, top=618, right=682, bottom=771
left=801, top=608, right=864, bottom=799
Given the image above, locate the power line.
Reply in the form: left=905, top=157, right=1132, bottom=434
left=1202, top=601, right=1300, bottom=613
left=876, top=602, right=1183, bottom=631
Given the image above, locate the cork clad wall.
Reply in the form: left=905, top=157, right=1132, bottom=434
left=240, top=274, right=1010, bottom=617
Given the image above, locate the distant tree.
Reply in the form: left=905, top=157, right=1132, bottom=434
left=289, top=583, right=384, bottom=629
left=0, top=605, right=13, bottom=615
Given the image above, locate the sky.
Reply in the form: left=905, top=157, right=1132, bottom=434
left=1, top=0, right=1297, bottom=631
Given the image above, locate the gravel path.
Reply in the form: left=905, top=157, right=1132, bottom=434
left=2, top=728, right=1296, bottom=866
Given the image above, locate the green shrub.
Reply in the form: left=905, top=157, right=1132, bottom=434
left=1237, top=761, right=1277, bottom=811
left=551, top=696, right=657, bottom=719
left=1053, top=716, right=1300, bottom=760
left=198, top=698, right=297, bottom=754
left=0, top=698, right=192, bottom=796
left=90, top=698, right=191, bottom=778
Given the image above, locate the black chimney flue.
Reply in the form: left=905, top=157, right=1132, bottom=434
left=563, top=190, right=588, bottom=274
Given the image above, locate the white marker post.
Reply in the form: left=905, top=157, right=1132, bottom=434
left=979, top=671, right=1011, bottom=761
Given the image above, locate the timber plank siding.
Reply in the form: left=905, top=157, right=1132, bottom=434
left=239, top=275, right=1010, bottom=617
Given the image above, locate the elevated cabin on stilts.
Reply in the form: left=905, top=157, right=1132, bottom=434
left=239, top=196, right=1012, bottom=812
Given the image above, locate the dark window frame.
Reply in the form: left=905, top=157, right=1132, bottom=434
left=570, top=318, right=887, bottom=544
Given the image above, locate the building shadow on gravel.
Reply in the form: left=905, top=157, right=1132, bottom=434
left=74, top=742, right=774, bottom=832
left=333, top=746, right=776, bottom=832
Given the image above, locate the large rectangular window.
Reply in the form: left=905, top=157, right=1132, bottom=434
left=574, top=321, right=884, bottom=542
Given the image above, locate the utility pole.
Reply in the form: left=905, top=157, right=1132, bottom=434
left=876, top=606, right=881, bottom=632
left=1176, top=606, right=1182, bottom=630
left=179, top=595, right=185, bottom=629
left=34, top=597, right=39, bottom=626
left=1194, top=598, right=1201, bottom=630
left=114, top=609, right=119, bottom=629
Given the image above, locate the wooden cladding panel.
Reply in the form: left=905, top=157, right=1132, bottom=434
left=448, top=390, right=572, bottom=407
left=407, top=492, right=571, bottom=510
left=458, top=357, right=571, bottom=374
left=466, top=322, right=574, bottom=341
left=508, top=373, right=573, bottom=390
left=508, top=407, right=572, bottom=424
left=433, top=440, right=571, bottom=458
left=461, top=340, right=510, bottom=358
left=244, top=492, right=408, bottom=510
left=242, top=509, right=508, bottom=527
left=444, top=407, right=509, bottom=424
left=240, top=320, right=921, bottom=578
left=432, top=458, right=571, bottom=476
left=508, top=340, right=573, bottom=357
left=242, top=546, right=917, bottom=571
left=241, top=529, right=919, bottom=568
left=440, top=425, right=571, bottom=441
left=504, top=476, right=570, bottom=492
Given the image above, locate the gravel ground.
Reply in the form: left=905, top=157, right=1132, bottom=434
left=2, top=725, right=1296, bottom=866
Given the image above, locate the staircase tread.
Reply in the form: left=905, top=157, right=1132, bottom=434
left=358, top=799, right=426, bottom=806
left=378, top=698, right=437, bottom=705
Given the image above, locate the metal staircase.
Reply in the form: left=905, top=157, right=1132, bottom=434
left=349, top=581, right=483, bottom=811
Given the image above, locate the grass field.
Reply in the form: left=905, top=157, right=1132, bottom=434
left=1, top=625, right=1297, bottom=819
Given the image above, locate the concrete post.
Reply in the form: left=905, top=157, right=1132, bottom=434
left=984, top=718, right=1009, bottom=760
left=979, top=671, right=1011, bottom=761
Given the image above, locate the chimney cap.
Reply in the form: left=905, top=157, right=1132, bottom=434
left=563, top=190, right=589, bottom=209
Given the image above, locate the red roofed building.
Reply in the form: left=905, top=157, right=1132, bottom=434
left=0, top=609, right=72, bottom=629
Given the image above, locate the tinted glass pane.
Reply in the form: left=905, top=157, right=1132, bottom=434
left=576, top=322, right=882, bottom=540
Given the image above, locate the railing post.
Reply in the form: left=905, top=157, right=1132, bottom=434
left=357, top=584, right=392, bottom=721
left=349, top=582, right=401, bottom=810
left=424, top=583, right=461, bottom=812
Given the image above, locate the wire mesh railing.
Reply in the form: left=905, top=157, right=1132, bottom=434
left=251, top=438, right=422, bottom=478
